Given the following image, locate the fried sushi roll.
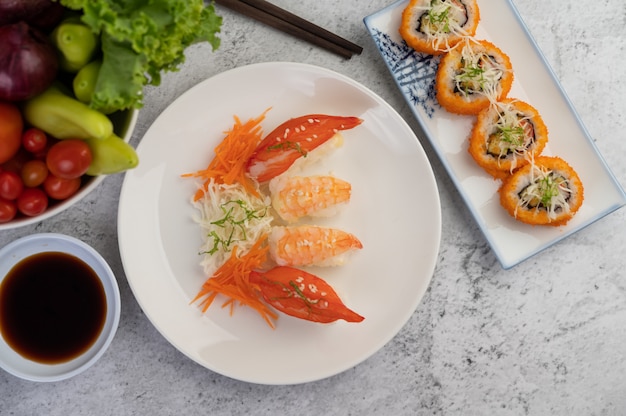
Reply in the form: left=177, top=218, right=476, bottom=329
left=400, top=0, right=480, bottom=55
left=468, top=99, right=548, bottom=179
left=499, top=156, right=584, bottom=226
left=435, top=39, right=514, bottom=115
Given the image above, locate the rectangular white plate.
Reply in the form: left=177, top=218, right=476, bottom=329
left=364, top=0, right=626, bottom=269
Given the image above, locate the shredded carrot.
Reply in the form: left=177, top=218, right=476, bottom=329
left=191, top=235, right=278, bottom=328
left=182, top=109, right=270, bottom=200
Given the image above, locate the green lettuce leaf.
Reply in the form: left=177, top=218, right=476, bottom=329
left=59, top=0, right=222, bottom=112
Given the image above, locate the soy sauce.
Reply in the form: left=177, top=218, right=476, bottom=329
left=0, top=251, right=107, bottom=364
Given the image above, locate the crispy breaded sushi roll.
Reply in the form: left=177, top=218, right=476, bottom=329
left=468, top=99, right=548, bottom=179
left=436, top=39, right=514, bottom=115
left=400, top=0, right=480, bottom=55
left=499, top=156, right=584, bottom=226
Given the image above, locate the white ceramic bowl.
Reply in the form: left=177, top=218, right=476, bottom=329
left=0, top=109, right=138, bottom=230
left=0, top=233, right=120, bottom=382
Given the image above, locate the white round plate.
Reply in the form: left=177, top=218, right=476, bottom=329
left=117, top=62, right=441, bottom=385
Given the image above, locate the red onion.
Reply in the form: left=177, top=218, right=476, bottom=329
left=0, top=0, right=65, bottom=32
left=0, top=22, right=59, bottom=102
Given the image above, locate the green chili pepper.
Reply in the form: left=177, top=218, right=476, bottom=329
left=23, top=84, right=113, bottom=141
left=85, top=133, right=139, bottom=175
left=73, top=59, right=101, bottom=104
left=51, top=17, right=99, bottom=73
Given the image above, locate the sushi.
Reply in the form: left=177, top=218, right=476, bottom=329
left=400, top=0, right=480, bottom=55
left=268, top=225, right=363, bottom=267
left=246, top=114, right=362, bottom=183
left=250, top=266, right=365, bottom=323
left=499, top=156, right=584, bottom=226
left=468, top=99, right=549, bottom=179
left=435, top=39, right=514, bottom=115
left=269, top=175, right=352, bottom=223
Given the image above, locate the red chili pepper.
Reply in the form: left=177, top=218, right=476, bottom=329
left=249, top=266, right=364, bottom=324
left=245, top=114, right=363, bottom=183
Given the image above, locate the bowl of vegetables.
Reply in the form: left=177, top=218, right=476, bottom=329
left=0, top=0, right=222, bottom=228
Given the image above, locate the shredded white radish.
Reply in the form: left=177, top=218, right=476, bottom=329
left=191, top=179, right=274, bottom=276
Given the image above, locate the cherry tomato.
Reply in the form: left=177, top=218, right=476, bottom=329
left=46, top=139, right=92, bottom=179
left=21, top=159, right=49, bottom=188
left=0, top=197, right=17, bottom=223
left=0, top=171, right=24, bottom=200
left=33, top=138, right=58, bottom=161
left=43, top=174, right=81, bottom=200
left=22, top=128, right=48, bottom=154
left=0, top=102, right=23, bottom=164
left=16, top=188, right=48, bottom=217
left=0, top=148, right=30, bottom=173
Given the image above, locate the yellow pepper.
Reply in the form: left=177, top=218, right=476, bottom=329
left=73, top=59, right=102, bottom=104
left=22, top=84, right=113, bottom=141
left=85, top=134, right=139, bottom=175
left=51, top=17, right=99, bottom=73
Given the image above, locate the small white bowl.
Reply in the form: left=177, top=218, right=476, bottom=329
left=0, top=233, right=120, bottom=382
left=0, top=109, right=138, bottom=230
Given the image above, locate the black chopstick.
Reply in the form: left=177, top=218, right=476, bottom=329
left=214, top=0, right=363, bottom=59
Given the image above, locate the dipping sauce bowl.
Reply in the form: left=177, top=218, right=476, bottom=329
left=0, top=233, right=120, bottom=382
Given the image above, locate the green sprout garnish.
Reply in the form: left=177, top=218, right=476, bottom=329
left=267, top=141, right=307, bottom=157
left=289, top=281, right=319, bottom=306
left=456, top=64, right=486, bottom=93
left=497, top=125, right=525, bottom=147
left=428, top=5, right=451, bottom=33
left=266, top=279, right=320, bottom=312
left=204, top=200, right=267, bottom=255
left=537, top=176, right=561, bottom=207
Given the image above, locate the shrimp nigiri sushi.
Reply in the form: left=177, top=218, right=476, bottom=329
left=499, top=156, right=584, bottom=226
left=436, top=39, right=514, bottom=115
left=468, top=99, right=549, bottom=179
left=269, top=225, right=363, bottom=267
left=269, top=175, right=352, bottom=223
left=400, top=0, right=480, bottom=55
